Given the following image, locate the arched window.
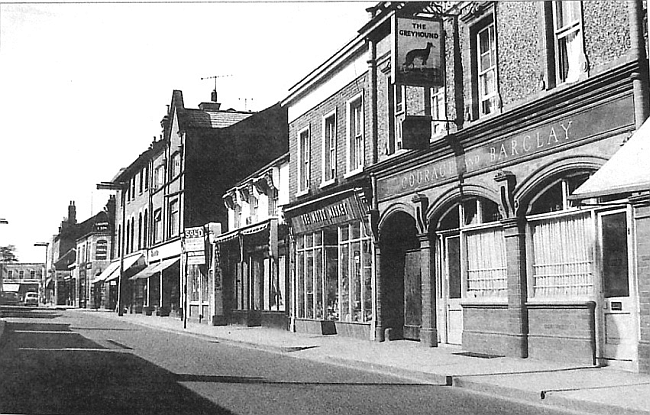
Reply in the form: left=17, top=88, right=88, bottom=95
left=436, top=197, right=506, bottom=299
left=527, top=171, right=594, bottom=298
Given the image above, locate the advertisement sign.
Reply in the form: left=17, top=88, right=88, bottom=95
left=184, top=226, right=206, bottom=265
left=290, top=194, right=367, bottom=234
left=392, top=15, right=444, bottom=87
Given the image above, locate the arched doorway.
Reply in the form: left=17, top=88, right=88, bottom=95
left=379, top=211, right=420, bottom=340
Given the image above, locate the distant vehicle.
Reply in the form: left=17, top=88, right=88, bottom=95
left=0, top=292, right=20, bottom=306
left=23, top=292, right=39, bottom=306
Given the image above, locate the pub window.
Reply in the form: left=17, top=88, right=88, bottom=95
left=153, top=209, right=163, bottom=243
left=551, top=1, right=585, bottom=84
left=527, top=171, right=594, bottom=298
left=473, top=17, right=498, bottom=118
left=322, top=111, right=337, bottom=184
left=430, top=86, right=446, bottom=137
left=438, top=197, right=506, bottom=299
left=347, top=94, right=364, bottom=173
left=298, top=127, right=310, bottom=193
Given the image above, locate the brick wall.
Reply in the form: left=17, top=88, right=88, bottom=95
left=288, top=73, right=368, bottom=202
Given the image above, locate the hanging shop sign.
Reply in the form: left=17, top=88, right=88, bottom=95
left=376, top=94, right=634, bottom=201
left=291, top=194, right=366, bottom=234
left=392, top=15, right=444, bottom=87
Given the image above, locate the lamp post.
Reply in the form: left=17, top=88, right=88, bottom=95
left=0, top=219, right=7, bottom=293
left=34, top=242, right=49, bottom=305
left=97, top=181, right=127, bottom=316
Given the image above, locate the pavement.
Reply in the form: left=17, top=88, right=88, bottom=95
left=4, top=306, right=650, bottom=415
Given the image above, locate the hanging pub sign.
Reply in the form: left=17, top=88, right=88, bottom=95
left=392, top=15, right=444, bottom=87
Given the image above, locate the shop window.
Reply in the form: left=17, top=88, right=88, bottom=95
left=295, top=222, right=372, bottom=322
left=552, top=1, right=585, bottom=84
left=322, top=111, right=337, bottom=184
left=347, top=94, right=364, bottom=173
left=298, top=127, right=310, bottom=193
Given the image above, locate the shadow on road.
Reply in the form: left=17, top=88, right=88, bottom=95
left=0, top=320, right=235, bottom=415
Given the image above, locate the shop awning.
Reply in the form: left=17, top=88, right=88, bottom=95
left=571, top=120, right=650, bottom=200
left=129, top=257, right=179, bottom=280
left=105, top=253, right=144, bottom=282
left=92, top=261, right=120, bottom=284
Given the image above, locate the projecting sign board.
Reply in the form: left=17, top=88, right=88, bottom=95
left=184, top=226, right=206, bottom=265
left=392, top=15, right=444, bottom=87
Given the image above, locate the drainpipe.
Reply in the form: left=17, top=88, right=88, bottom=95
left=629, top=0, right=649, bottom=127
left=368, top=37, right=378, bottom=164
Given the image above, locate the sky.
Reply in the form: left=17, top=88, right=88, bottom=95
left=0, top=1, right=375, bottom=263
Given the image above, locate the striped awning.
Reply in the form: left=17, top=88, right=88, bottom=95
left=92, top=261, right=120, bottom=284
left=105, top=253, right=144, bottom=282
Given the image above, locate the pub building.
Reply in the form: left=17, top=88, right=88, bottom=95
left=364, top=1, right=649, bottom=372
left=283, top=1, right=650, bottom=372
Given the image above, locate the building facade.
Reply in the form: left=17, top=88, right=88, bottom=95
left=214, top=153, right=290, bottom=328
left=1, top=262, right=43, bottom=302
left=100, top=90, right=288, bottom=322
left=281, top=0, right=650, bottom=373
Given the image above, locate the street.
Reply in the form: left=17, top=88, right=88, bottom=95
left=0, top=309, right=581, bottom=415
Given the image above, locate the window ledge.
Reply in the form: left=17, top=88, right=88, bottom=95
left=319, top=179, right=337, bottom=189
left=344, top=168, right=364, bottom=179
left=295, top=189, right=310, bottom=198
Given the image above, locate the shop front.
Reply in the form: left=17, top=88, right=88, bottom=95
left=372, top=90, right=639, bottom=367
left=147, top=240, right=181, bottom=318
left=286, top=189, right=373, bottom=340
left=214, top=218, right=288, bottom=328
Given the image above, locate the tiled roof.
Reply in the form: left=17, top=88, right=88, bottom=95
left=181, top=108, right=252, bottom=129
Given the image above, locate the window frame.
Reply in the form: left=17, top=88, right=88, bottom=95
left=321, top=110, right=337, bottom=187
left=169, top=199, right=180, bottom=238
left=170, top=151, right=181, bottom=179
left=297, top=126, right=311, bottom=195
left=552, top=1, right=585, bottom=85
left=153, top=208, right=163, bottom=244
left=346, top=93, right=365, bottom=175
left=430, top=86, right=446, bottom=138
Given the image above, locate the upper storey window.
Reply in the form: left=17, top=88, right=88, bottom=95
left=477, top=20, right=497, bottom=117
left=347, top=94, right=364, bottom=174
left=553, top=1, right=584, bottom=84
left=322, top=111, right=337, bottom=184
left=430, top=86, right=446, bottom=137
left=170, top=152, right=181, bottom=178
left=298, top=127, right=310, bottom=193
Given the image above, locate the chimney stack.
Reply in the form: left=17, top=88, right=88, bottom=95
left=68, top=201, right=77, bottom=224
left=199, top=89, right=222, bottom=111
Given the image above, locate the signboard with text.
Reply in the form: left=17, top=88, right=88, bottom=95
left=290, top=194, right=366, bottom=234
left=392, top=16, right=444, bottom=87
left=376, top=94, right=634, bottom=201
left=184, top=226, right=206, bottom=265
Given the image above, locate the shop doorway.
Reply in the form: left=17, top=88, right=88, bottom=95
left=380, top=212, right=419, bottom=341
left=599, top=210, right=637, bottom=370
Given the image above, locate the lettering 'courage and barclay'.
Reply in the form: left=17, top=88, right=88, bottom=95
left=376, top=95, right=635, bottom=201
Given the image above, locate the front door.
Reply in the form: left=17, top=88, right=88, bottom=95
left=600, top=211, right=637, bottom=370
left=403, top=249, right=421, bottom=340
left=445, top=235, right=463, bottom=345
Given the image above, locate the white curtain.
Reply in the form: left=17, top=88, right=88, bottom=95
left=532, top=213, right=593, bottom=298
left=466, top=227, right=507, bottom=298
